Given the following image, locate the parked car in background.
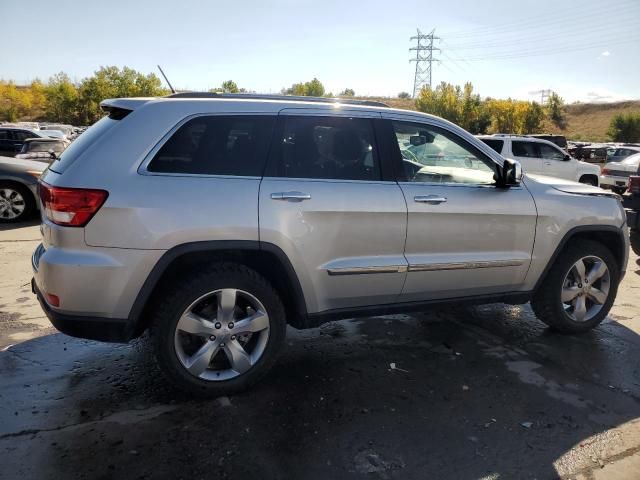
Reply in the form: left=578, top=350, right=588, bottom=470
left=600, top=153, right=640, bottom=194
left=38, top=130, right=68, bottom=140
left=40, top=124, right=74, bottom=138
left=31, top=94, right=628, bottom=395
left=528, top=134, right=568, bottom=150
left=569, top=144, right=609, bottom=164
left=15, top=138, right=69, bottom=162
left=606, top=146, right=640, bottom=164
left=0, top=127, right=47, bottom=157
left=477, top=134, right=600, bottom=185
left=0, top=156, right=47, bottom=222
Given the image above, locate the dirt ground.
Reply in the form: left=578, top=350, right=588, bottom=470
left=1, top=220, right=639, bottom=479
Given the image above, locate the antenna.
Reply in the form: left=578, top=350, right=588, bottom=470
left=157, top=65, right=176, bottom=94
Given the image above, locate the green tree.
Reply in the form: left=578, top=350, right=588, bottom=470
left=521, top=101, right=545, bottom=134
left=398, top=91, right=411, bottom=99
left=304, top=78, right=325, bottom=97
left=221, top=80, right=240, bottom=93
left=281, top=78, right=325, bottom=97
left=547, top=92, right=566, bottom=128
left=77, top=66, right=166, bottom=123
left=339, top=88, right=355, bottom=97
left=44, top=73, right=79, bottom=123
left=608, top=113, right=640, bottom=142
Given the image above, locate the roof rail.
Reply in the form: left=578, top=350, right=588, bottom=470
left=166, top=92, right=390, bottom=108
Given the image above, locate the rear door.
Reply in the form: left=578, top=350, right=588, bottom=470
left=259, top=110, right=408, bottom=313
left=509, top=140, right=543, bottom=174
left=385, top=117, right=537, bottom=302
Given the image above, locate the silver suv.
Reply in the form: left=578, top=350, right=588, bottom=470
left=32, top=94, right=629, bottom=395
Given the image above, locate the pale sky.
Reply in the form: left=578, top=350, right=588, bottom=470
left=2, top=0, right=639, bottom=102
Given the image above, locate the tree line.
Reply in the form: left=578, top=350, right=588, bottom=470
left=2, top=67, right=637, bottom=142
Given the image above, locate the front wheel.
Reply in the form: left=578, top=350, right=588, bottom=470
left=531, top=240, right=619, bottom=333
left=612, top=187, right=627, bottom=195
left=151, top=263, right=286, bottom=396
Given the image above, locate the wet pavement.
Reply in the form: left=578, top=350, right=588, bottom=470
left=1, top=223, right=639, bottom=479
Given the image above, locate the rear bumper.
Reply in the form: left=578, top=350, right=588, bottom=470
left=32, top=278, right=131, bottom=342
left=600, top=175, right=629, bottom=188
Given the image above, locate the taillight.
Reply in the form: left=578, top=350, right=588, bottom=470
left=601, top=168, right=610, bottom=175
left=630, top=176, right=640, bottom=194
left=39, top=181, right=108, bottom=227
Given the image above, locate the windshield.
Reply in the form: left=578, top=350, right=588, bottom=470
left=27, top=141, right=65, bottom=153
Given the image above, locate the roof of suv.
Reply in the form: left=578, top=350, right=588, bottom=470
left=476, top=134, right=561, bottom=144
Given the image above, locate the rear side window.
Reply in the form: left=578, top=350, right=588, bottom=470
left=147, top=116, right=275, bottom=176
left=479, top=139, right=504, bottom=153
left=270, top=116, right=381, bottom=181
left=512, top=141, right=539, bottom=158
left=49, top=116, right=121, bottom=173
left=0, top=130, right=8, bottom=140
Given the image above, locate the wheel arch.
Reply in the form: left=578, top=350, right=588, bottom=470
left=127, top=241, right=309, bottom=338
left=533, top=225, right=626, bottom=293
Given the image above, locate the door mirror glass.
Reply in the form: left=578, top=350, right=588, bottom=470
left=499, top=159, right=522, bottom=187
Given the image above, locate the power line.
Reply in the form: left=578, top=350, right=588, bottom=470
left=439, top=0, right=637, bottom=39
left=410, top=29, right=440, bottom=97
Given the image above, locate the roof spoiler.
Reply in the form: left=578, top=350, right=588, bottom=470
left=100, top=98, right=154, bottom=119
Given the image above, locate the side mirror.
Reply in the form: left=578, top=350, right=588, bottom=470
left=48, top=149, right=57, bottom=160
left=563, top=154, right=571, bottom=161
left=498, top=159, right=522, bottom=187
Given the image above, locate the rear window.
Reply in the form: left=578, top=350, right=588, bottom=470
left=479, top=139, right=504, bottom=153
left=147, top=116, right=275, bottom=176
left=621, top=154, right=640, bottom=166
left=49, top=116, right=120, bottom=173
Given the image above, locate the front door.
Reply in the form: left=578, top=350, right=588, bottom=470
left=510, top=139, right=543, bottom=175
left=259, top=111, right=408, bottom=313
left=539, top=142, right=574, bottom=181
left=387, top=118, right=537, bottom=302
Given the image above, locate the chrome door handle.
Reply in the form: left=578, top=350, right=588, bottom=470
left=271, top=191, right=311, bottom=202
left=414, top=195, right=447, bottom=204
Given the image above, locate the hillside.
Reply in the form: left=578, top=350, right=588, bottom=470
left=358, top=97, right=640, bottom=142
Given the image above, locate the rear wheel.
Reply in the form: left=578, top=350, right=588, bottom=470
left=0, top=182, right=35, bottom=223
left=151, top=263, right=286, bottom=396
left=531, top=240, right=618, bottom=333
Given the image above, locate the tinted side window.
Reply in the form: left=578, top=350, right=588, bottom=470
left=479, top=139, right=504, bottom=153
left=13, top=131, right=33, bottom=141
left=148, top=116, right=275, bottom=176
left=0, top=130, right=8, bottom=140
left=273, top=116, right=380, bottom=181
left=512, top=141, right=539, bottom=158
left=539, top=143, right=565, bottom=161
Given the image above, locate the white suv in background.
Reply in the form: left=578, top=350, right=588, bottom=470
left=478, top=134, right=601, bottom=186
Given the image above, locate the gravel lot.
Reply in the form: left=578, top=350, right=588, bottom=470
left=1, top=221, right=639, bottom=479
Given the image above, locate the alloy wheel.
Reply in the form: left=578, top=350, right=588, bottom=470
left=173, top=288, right=270, bottom=381
left=561, top=255, right=611, bottom=322
left=0, top=188, right=26, bottom=220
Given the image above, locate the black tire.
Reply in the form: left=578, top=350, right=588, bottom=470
left=612, top=187, right=627, bottom=195
left=151, top=262, right=286, bottom=396
left=0, top=182, right=36, bottom=223
left=578, top=176, right=598, bottom=187
left=531, top=239, right=619, bottom=334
